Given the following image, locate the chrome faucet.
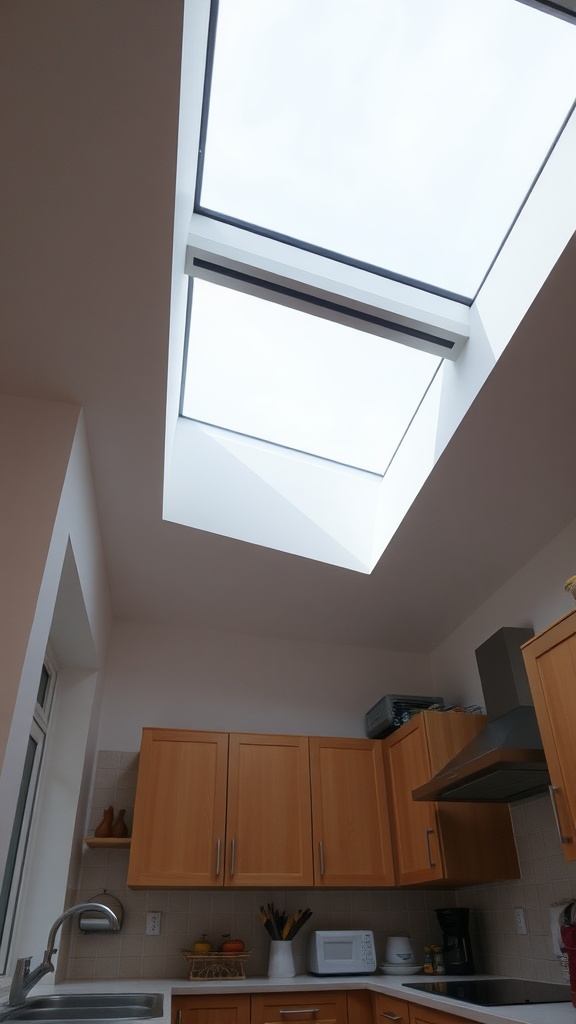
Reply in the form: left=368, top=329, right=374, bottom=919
left=9, top=902, right=120, bottom=1006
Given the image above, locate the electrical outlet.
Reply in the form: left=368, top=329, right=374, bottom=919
left=514, top=907, right=527, bottom=935
left=146, top=911, right=161, bottom=936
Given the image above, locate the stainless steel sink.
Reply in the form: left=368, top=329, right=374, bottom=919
left=0, top=993, right=163, bottom=1023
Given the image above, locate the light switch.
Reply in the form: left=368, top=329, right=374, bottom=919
left=146, top=911, right=161, bottom=935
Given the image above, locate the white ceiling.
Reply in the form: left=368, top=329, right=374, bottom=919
left=1, top=0, right=576, bottom=653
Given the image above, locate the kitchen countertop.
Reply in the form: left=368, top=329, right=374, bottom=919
left=1, top=974, right=574, bottom=1024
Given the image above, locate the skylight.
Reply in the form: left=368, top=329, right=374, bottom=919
left=182, top=278, right=441, bottom=474
left=198, top=0, right=576, bottom=299
left=165, top=0, right=576, bottom=572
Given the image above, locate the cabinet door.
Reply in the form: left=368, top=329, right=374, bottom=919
left=309, top=736, right=395, bottom=886
left=251, top=992, right=348, bottom=1024
left=422, top=714, right=520, bottom=885
left=384, top=717, right=445, bottom=885
left=371, top=992, right=410, bottom=1024
left=522, top=609, right=576, bottom=858
left=347, top=991, right=373, bottom=1024
left=384, top=712, right=520, bottom=886
left=409, top=1004, right=469, bottom=1024
left=225, top=733, right=314, bottom=887
left=172, top=995, right=250, bottom=1024
left=128, top=728, right=228, bottom=888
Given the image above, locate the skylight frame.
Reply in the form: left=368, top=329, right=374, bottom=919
left=185, top=213, right=471, bottom=362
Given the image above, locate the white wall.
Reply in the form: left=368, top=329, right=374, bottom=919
left=430, top=515, right=576, bottom=705
left=96, top=623, right=432, bottom=750
left=96, top=518, right=576, bottom=758
left=0, top=394, right=79, bottom=775
left=0, top=394, right=112, bottom=976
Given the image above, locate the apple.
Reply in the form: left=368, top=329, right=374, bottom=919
left=192, top=934, right=214, bottom=953
left=219, top=934, right=245, bottom=953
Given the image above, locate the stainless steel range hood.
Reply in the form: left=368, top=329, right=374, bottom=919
left=412, top=627, right=550, bottom=803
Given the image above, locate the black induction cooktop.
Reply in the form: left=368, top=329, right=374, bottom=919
left=404, top=978, right=572, bottom=1006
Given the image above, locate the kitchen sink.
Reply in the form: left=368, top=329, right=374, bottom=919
left=0, top=993, right=164, bottom=1023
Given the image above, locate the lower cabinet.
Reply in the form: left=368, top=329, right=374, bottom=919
left=373, top=993, right=470, bottom=1024
left=346, top=991, right=373, bottom=1024
left=372, top=991, right=410, bottom=1024
left=172, top=995, right=250, bottom=1024
left=408, top=1004, right=470, bottom=1024
left=173, top=994, right=349, bottom=1024
left=173, top=992, right=470, bottom=1024
left=251, top=992, right=349, bottom=1024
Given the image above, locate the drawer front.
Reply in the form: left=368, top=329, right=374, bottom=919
left=372, top=992, right=410, bottom=1024
left=250, top=993, right=348, bottom=1024
left=172, top=994, right=251, bottom=1024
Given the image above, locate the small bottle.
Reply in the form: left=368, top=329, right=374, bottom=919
left=111, top=809, right=128, bottom=837
left=95, top=805, right=114, bottom=838
left=432, top=946, right=445, bottom=974
left=423, top=946, right=434, bottom=974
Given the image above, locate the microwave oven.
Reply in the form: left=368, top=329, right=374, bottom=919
left=306, top=930, right=377, bottom=975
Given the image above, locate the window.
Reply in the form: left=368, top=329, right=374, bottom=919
left=0, top=657, right=56, bottom=973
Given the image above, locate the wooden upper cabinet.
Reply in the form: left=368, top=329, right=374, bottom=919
left=522, top=608, right=576, bottom=859
left=225, top=733, right=314, bottom=887
left=384, top=714, right=444, bottom=885
left=309, top=736, right=395, bottom=886
left=383, top=711, right=520, bottom=886
left=127, top=728, right=228, bottom=889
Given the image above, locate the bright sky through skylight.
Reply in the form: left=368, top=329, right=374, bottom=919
left=200, top=0, right=576, bottom=298
left=183, top=279, right=441, bottom=475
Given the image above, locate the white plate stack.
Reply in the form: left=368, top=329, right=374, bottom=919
left=380, top=935, right=422, bottom=975
left=379, top=962, right=423, bottom=976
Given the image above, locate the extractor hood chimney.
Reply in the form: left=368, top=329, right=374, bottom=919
left=412, top=626, right=550, bottom=803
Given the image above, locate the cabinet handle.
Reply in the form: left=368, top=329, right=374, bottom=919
left=549, top=785, right=573, bottom=844
left=380, top=1014, right=403, bottom=1022
left=230, top=836, right=236, bottom=876
left=425, top=827, right=436, bottom=867
left=215, top=837, right=221, bottom=877
left=318, top=841, right=325, bottom=877
left=278, top=1010, right=320, bottom=1015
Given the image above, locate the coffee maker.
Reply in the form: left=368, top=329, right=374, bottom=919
left=436, top=907, right=475, bottom=975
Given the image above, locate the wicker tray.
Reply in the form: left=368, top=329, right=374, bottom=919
left=182, top=948, right=252, bottom=980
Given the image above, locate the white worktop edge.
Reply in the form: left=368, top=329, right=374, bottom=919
left=1, top=974, right=574, bottom=1024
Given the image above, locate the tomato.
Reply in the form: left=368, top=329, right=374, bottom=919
left=220, top=936, right=244, bottom=952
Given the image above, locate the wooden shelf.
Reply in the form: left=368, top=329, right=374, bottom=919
left=84, top=837, right=131, bottom=849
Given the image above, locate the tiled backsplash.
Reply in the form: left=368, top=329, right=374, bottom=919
left=458, top=793, right=576, bottom=984
left=63, top=751, right=576, bottom=983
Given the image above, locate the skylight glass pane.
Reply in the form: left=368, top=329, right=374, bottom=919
left=199, top=0, right=576, bottom=298
left=182, top=279, right=441, bottom=475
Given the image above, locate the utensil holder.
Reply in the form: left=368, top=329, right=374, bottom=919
left=268, top=940, right=295, bottom=978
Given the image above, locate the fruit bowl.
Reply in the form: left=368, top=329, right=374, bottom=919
left=182, top=948, right=252, bottom=980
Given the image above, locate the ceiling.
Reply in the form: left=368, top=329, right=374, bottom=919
left=1, top=0, right=576, bottom=653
